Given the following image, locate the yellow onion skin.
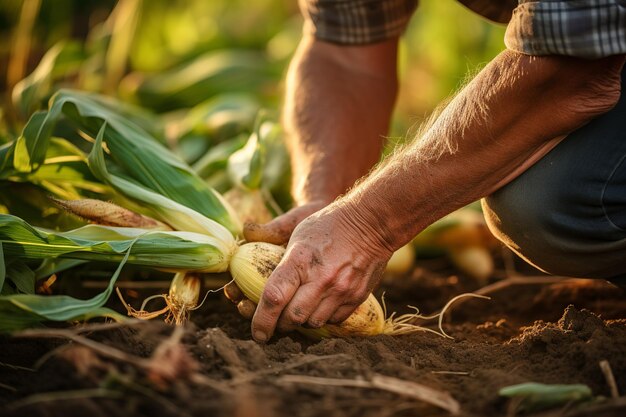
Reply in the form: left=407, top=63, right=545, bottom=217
left=169, top=272, right=201, bottom=309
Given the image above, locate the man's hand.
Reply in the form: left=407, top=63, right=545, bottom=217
left=224, top=200, right=393, bottom=341
left=250, top=203, right=393, bottom=342
left=226, top=201, right=329, bottom=321
left=243, top=200, right=328, bottom=245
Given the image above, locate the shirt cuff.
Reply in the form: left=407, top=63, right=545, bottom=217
left=505, top=0, right=626, bottom=59
left=299, top=0, right=418, bottom=45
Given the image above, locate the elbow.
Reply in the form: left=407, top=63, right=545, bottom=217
left=569, top=65, right=623, bottom=119
left=507, top=51, right=625, bottom=137
left=532, top=55, right=624, bottom=133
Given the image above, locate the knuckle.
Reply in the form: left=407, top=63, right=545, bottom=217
left=275, top=268, right=299, bottom=288
left=288, top=243, right=311, bottom=263
left=351, top=291, right=369, bottom=305
left=350, top=282, right=371, bottom=303
left=329, top=311, right=351, bottom=324
left=329, top=280, right=351, bottom=296
left=286, top=306, right=308, bottom=324
left=261, top=284, right=288, bottom=308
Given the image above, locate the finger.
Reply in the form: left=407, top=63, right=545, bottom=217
left=306, top=297, right=343, bottom=329
left=243, top=222, right=290, bottom=245
left=251, top=263, right=300, bottom=342
left=237, top=299, right=257, bottom=320
left=328, top=304, right=359, bottom=324
left=276, top=283, right=325, bottom=332
left=244, top=205, right=318, bottom=244
left=224, top=281, right=244, bottom=303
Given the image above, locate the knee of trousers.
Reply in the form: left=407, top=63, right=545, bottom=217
left=482, top=181, right=626, bottom=280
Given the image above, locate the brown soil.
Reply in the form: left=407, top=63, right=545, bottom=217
left=1, top=261, right=625, bottom=417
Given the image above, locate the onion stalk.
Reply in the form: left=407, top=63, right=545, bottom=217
left=117, top=272, right=202, bottom=325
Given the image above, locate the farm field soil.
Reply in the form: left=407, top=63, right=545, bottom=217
left=1, top=265, right=625, bottom=417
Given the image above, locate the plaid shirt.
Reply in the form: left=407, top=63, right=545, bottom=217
left=299, top=0, right=626, bottom=58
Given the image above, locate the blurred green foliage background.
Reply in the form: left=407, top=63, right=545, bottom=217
left=0, top=0, right=506, bottom=141
left=0, top=1, right=508, bottom=320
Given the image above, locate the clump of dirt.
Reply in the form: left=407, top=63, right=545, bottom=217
left=1, top=271, right=625, bottom=417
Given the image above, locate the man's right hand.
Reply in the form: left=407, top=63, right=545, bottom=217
left=226, top=200, right=329, bottom=319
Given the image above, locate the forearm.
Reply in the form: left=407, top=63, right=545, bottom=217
left=283, top=35, right=399, bottom=205
left=340, top=50, right=625, bottom=251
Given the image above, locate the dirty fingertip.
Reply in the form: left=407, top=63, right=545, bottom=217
left=237, top=299, right=257, bottom=320
left=244, top=222, right=288, bottom=245
left=224, top=281, right=244, bottom=303
left=253, top=330, right=268, bottom=343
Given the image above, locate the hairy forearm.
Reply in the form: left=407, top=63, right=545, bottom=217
left=339, top=50, right=624, bottom=251
left=283, top=35, right=398, bottom=205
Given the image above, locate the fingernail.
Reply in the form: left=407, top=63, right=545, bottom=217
left=253, top=330, right=267, bottom=343
left=307, top=320, right=324, bottom=329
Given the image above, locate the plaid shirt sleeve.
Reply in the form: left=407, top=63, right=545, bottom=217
left=300, top=0, right=626, bottom=58
left=298, top=0, right=418, bottom=45
left=505, top=0, right=626, bottom=58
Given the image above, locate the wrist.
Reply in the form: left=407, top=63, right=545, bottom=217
left=293, top=193, right=335, bottom=208
left=291, top=176, right=340, bottom=208
left=330, top=195, right=396, bottom=258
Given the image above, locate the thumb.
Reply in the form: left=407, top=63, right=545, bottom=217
left=243, top=203, right=325, bottom=245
